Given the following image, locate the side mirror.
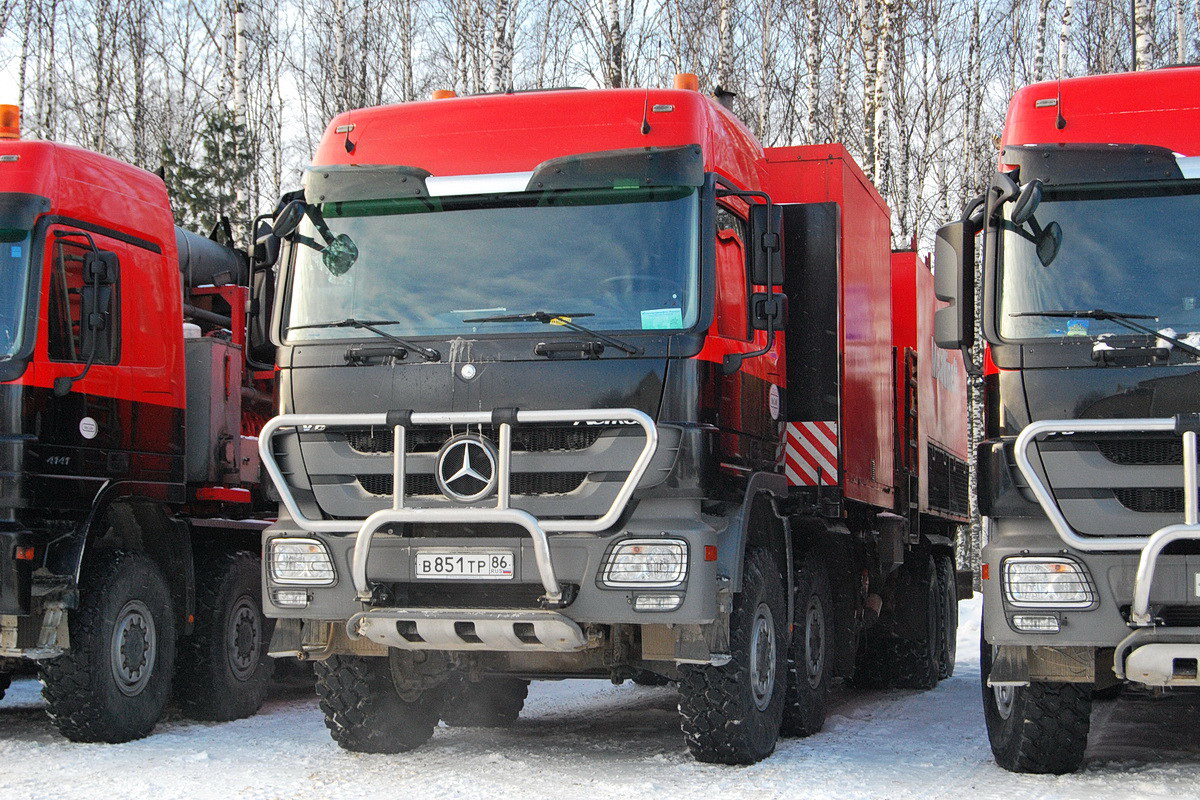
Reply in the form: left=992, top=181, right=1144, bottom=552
left=272, top=200, right=307, bottom=238
left=933, top=219, right=975, bottom=351
left=1035, top=220, right=1062, bottom=267
left=1011, top=179, right=1043, bottom=226
left=83, top=250, right=118, bottom=284
left=748, top=203, right=783, bottom=285
left=750, top=292, right=787, bottom=331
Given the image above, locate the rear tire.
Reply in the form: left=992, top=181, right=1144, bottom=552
left=441, top=676, right=529, bottom=727
left=852, top=555, right=940, bottom=690
left=935, top=553, right=958, bottom=680
left=176, top=551, right=272, bottom=721
left=781, top=555, right=832, bottom=737
left=315, top=654, right=443, bottom=753
left=40, top=551, right=176, bottom=743
left=678, top=547, right=787, bottom=765
left=981, top=631, right=1091, bottom=774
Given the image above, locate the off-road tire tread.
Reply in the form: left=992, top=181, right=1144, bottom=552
left=678, top=547, right=786, bottom=765
left=176, top=550, right=271, bottom=721
left=993, top=682, right=1092, bottom=774
left=781, top=555, right=832, bottom=737
left=935, top=554, right=958, bottom=680
left=40, top=550, right=175, bottom=743
left=315, top=655, right=441, bottom=753
left=441, top=676, right=529, bottom=727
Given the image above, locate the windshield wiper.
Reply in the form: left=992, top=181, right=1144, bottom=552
left=289, top=318, right=441, bottom=361
left=464, top=310, right=643, bottom=355
left=1011, top=309, right=1200, bottom=359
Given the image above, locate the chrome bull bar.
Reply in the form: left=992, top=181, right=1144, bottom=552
left=1014, top=416, right=1200, bottom=627
left=258, top=408, right=658, bottom=607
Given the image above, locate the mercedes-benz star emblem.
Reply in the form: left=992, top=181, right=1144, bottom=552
left=434, top=434, right=498, bottom=502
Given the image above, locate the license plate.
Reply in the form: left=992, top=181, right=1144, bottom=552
left=414, top=549, right=514, bottom=580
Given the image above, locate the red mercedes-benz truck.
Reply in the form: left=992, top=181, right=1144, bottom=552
left=935, top=66, right=1200, bottom=773
left=0, top=106, right=279, bottom=742
left=259, top=76, right=968, bottom=764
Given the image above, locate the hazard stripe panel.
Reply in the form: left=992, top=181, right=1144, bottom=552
left=784, top=422, right=839, bottom=486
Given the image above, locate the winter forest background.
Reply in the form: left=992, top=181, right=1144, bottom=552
left=1, top=0, right=1197, bottom=245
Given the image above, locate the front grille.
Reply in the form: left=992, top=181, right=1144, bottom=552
left=1096, top=439, right=1189, bottom=466
left=357, top=472, right=587, bottom=497
left=344, top=425, right=607, bottom=455
left=1114, top=487, right=1183, bottom=513
left=1156, top=606, right=1200, bottom=627
left=392, top=581, right=559, bottom=609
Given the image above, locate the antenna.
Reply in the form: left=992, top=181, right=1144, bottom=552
left=640, top=90, right=652, bottom=135
left=1054, top=78, right=1067, bottom=130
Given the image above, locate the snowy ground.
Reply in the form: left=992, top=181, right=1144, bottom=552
left=3, top=598, right=1200, bottom=800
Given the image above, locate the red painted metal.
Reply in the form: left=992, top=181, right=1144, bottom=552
left=763, top=145, right=897, bottom=509
left=0, top=141, right=185, bottom=409
left=1001, top=67, right=1200, bottom=159
left=194, top=486, right=253, bottom=504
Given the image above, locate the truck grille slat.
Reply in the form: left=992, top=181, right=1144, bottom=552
left=357, top=472, right=588, bottom=497
left=345, top=425, right=608, bottom=455
left=1097, top=439, right=1191, bottom=466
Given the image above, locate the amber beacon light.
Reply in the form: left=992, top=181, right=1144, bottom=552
left=0, top=105, right=20, bottom=140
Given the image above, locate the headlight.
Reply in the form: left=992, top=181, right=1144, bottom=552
left=1002, top=557, right=1094, bottom=607
left=602, top=538, right=687, bottom=588
left=270, top=537, right=336, bottom=585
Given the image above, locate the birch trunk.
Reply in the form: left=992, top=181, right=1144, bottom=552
left=860, top=0, right=877, bottom=171
left=716, top=0, right=731, bottom=88
left=488, top=0, right=511, bottom=91
left=803, top=0, right=820, bottom=142
left=1175, top=0, right=1186, bottom=63
left=1056, top=0, right=1073, bottom=79
left=333, top=0, right=347, bottom=105
left=1033, top=0, right=1050, bottom=81
left=871, top=0, right=893, bottom=189
left=1134, top=0, right=1152, bottom=69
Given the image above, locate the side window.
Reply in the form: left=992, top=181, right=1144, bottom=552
left=715, top=206, right=749, bottom=340
left=47, top=234, right=120, bottom=364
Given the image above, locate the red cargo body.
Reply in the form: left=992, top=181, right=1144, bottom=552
left=892, top=251, right=969, bottom=520
left=762, top=145, right=896, bottom=510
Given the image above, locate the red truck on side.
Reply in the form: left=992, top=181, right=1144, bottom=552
left=935, top=66, right=1200, bottom=773
left=0, top=105, right=278, bottom=742
left=258, top=78, right=969, bottom=763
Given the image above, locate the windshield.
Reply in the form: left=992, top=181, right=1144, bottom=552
left=285, top=186, right=701, bottom=341
left=0, top=225, right=32, bottom=360
left=999, top=180, right=1200, bottom=340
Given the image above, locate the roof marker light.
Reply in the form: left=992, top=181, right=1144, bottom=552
left=432, top=89, right=457, bottom=100
left=673, top=73, right=700, bottom=91
left=0, top=105, right=19, bottom=140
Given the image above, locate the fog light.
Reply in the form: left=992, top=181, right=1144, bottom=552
left=603, top=538, right=687, bottom=587
left=270, top=537, right=336, bottom=585
left=273, top=588, right=310, bottom=608
left=633, top=593, right=683, bottom=612
left=1011, top=613, right=1060, bottom=633
left=1003, top=557, right=1094, bottom=607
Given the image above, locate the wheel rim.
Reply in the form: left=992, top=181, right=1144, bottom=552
left=804, top=595, right=826, bottom=689
left=227, top=595, right=262, bottom=681
left=750, top=602, right=777, bottom=711
left=990, top=647, right=1016, bottom=719
left=110, top=599, right=156, bottom=697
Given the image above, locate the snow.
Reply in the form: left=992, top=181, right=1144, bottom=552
left=3, top=597, right=1200, bottom=800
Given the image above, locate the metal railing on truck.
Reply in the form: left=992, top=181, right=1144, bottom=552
left=1014, top=415, right=1200, bottom=681
left=258, top=408, right=658, bottom=609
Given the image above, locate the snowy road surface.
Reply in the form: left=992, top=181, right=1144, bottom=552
left=3, top=597, right=1200, bottom=800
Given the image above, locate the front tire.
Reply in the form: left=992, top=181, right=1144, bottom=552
left=40, top=550, right=176, bottom=743
left=176, top=551, right=272, bottom=721
left=315, top=654, right=443, bottom=753
left=441, top=676, right=529, bottom=727
left=781, top=555, right=832, bottom=737
left=980, top=631, right=1091, bottom=774
left=678, top=547, right=788, bottom=765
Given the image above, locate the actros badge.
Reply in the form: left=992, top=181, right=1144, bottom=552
left=434, top=434, right=498, bottom=502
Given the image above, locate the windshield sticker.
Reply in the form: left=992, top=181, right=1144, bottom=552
left=641, top=308, right=684, bottom=330
left=9, top=245, right=20, bottom=258
left=1066, top=319, right=1090, bottom=336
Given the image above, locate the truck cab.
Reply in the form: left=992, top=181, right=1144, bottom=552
left=0, top=114, right=276, bottom=742
left=261, top=79, right=965, bottom=763
left=935, top=66, right=1200, bottom=773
